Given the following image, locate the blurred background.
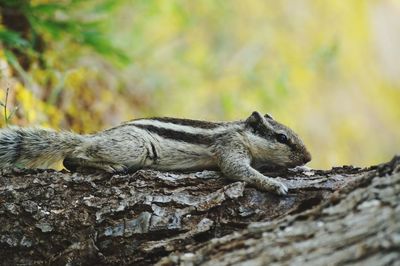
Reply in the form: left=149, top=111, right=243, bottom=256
left=0, top=0, right=399, bottom=169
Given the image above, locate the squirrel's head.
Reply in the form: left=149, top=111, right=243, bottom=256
left=243, top=111, right=311, bottom=169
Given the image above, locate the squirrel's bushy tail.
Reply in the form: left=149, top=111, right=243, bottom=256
left=0, top=126, right=84, bottom=169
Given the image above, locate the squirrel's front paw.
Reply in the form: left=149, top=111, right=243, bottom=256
left=258, top=178, right=288, bottom=195
left=271, top=180, right=288, bottom=195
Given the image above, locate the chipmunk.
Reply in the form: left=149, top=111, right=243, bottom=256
left=0, top=111, right=311, bottom=195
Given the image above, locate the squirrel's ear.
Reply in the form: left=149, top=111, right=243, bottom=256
left=246, top=111, right=263, bottom=126
left=264, top=113, right=274, bottom=120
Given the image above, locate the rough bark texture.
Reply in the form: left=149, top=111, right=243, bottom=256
left=0, top=156, right=399, bottom=265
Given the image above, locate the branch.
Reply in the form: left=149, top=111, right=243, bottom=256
left=0, top=157, right=399, bottom=265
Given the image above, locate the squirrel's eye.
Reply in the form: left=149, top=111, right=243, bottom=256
left=276, top=133, right=288, bottom=144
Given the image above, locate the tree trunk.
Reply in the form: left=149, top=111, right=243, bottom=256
left=0, top=156, right=399, bottom=265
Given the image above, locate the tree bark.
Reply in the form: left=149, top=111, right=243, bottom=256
left=0, top=156, right=399, bottom=265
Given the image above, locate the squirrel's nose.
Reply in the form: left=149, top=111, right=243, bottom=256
left=303, top=151, right=312, bottom=164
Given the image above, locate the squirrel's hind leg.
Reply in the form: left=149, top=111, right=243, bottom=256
left=63, top=157, right=128, bottom=174
left=65, top=134, right=148, bottom=174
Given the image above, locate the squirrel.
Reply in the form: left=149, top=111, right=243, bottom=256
left=0, top=111, right=311, bottom=195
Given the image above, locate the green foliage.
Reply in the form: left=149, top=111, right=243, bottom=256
left=0, top=0, right=127, bottom=68
left=0, top=29, right=30, bottom=49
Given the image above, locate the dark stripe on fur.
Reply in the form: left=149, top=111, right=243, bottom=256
left=141, top=117, right=224, bottom=129
left=150, top=142, right=158, bottom=160
left=133, top=124, right=213, bottom=145
left=248, top=122, right=273, bottom=139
